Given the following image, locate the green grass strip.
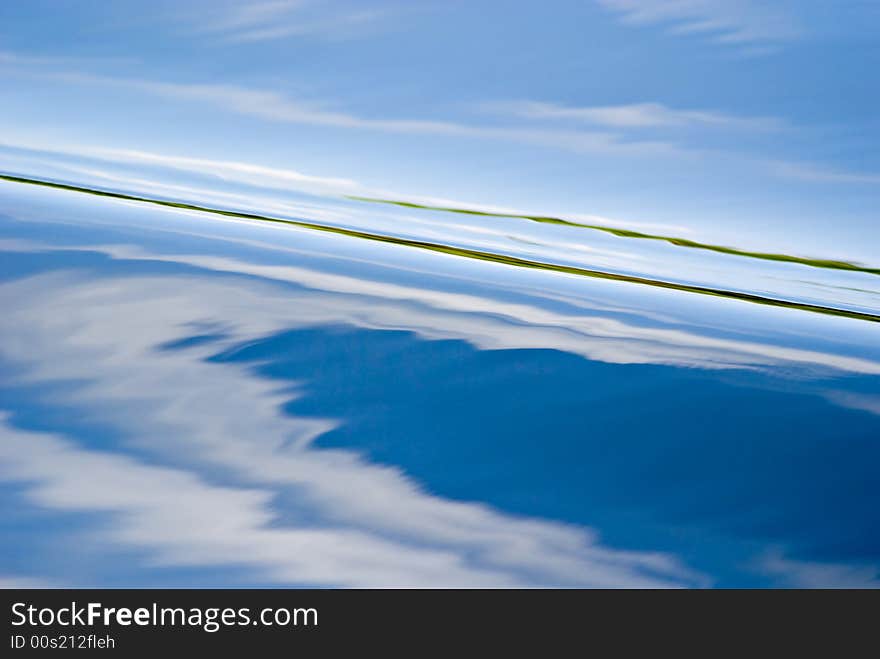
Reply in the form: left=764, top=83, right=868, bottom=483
left=349, top=196, right=880, bottom=277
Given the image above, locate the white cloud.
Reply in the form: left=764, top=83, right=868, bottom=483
left=37, top=71, right=678, bottom=157
left=0, top=271, right=709, bottom=587
left=0, top=417, right=522, bottom=587
left=758, top=550, right=880, bottom=588
left=597, top=0, right=804, bottom=50
left=0, top=151, right=361, bottom=229
left=186, top=0, right=393, bottom=43
left=93, top=147, right=362, bottom=194
left=1, top=198, right=878, bottom=586
left=492, top=101, right=783, bottom=131
left=0, top=52, right=71, bottom=66
left=0, top=51, right=130, bottom=68
left=773, top=161, right=880, bottom=185
left=0, top=140, right=697, bottom=254
left=824, top=391, right=880, bottom=417
left=5, top=234, right=878, bottom=378
left=0, top=138, right=367, bottom=206
left=201, top=0, right=307, bottom=33
left=0, top=575, right=54, bottom=589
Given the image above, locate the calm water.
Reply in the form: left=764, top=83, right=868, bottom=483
left=3, top=0, right=879, bottom=592
left=1, top=170, right=878, bottom=588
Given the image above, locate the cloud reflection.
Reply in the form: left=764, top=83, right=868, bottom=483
left=1, top=189, right=877, bottom=587
left=0, top=271, right=706, bottom=587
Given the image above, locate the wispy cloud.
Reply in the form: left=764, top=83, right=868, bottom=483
left=0, top=574, right=54, bottom=588
left=189, top=0, right=391, bottom=43
left=0, top=50, right=131, bottom=68
left=6, top=236, right=879, bottom=378
left=758, top=550, right=880, bottom=588
left=40, top=71, right=680, bottom=157
left=0, top=271, right=709, bottom=587
left=773, top=161, right=880, bottom=185
left=93, top=147, right=362, bottom=194
left=0, top=51, right=74, bottom=66
left=488, top=100, right=784, bottom=131
left=0, top=140, right=695, bottom=239
left=824, top=391, right=880, bottom=417
left=597, top=0, right=804, bottom=51
left=201, top=0, right=307, bottom=32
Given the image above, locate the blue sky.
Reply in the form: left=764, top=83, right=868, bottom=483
left=1, top=0, right=879, bottom=262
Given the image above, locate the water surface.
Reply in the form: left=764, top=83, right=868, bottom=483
left=1, top=175, right=878, bottom=587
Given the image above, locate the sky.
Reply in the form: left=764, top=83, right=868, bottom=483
left=1, top=0, right=879, bottom=262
